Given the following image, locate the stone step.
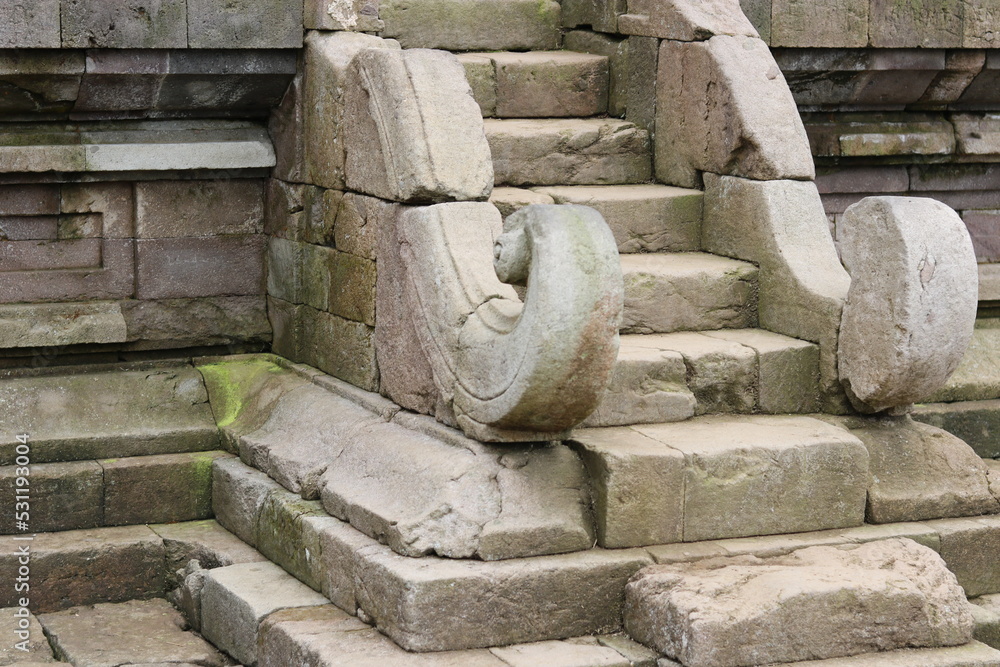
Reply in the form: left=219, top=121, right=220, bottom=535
left=571, top=414, right=868, bottom=549
left=913, top=399, right=1000, bottom=459
left=0, top=450, right=230, bottom=534
left=533, top=184, right=704, bottom=254
left=585, top=329, right=820, bottom=427
left=620, top=252, right=758, bottom=335
left=209, top=450, right=1000, bottom=654
left=626, top=538, right=978, bottom=667
left=484, top=118, right=651, bottom=187
left=0, top=361, right=221, bottom=465
left=458, top=50, right=610, bottom=118
left=925, top=326, right=1000, bottom=403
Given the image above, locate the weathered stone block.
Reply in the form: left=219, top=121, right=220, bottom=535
left=457, top=53, right=497, bottom=118
left=343, top=48, right=493, bottom=203
left=211, top=455, right=284, bottom=547
left=151, top=519, right=266, bottom=579
left=626, top=36, right=658, bottom=133
left=101, top=451, right=229, bottom=526
left=328, top=251, right=376, bottom=325
left=965, top=0, right=1000, bottom=48
left=564, top=31, right=629, bottom=118
left=355, top=546, right=652, bottom=651
left=486, top=118, right=651, bottom=186
left=955, top=113, right=1000, bottom=156
left=625, top=539, right=973, bottom=667
left=771, top=0, right=868, bottom=47
left=61, top=0, right=188, bottom=48
left=334, top=192, right=392, bottom=261
left=136, top=235, right=266, bottom=300
left=270, top=70, right=304, bottom=184
left=0, top=608, right=54, bottom=663
left=929, top=516, right=1000, bottom=597
left=188, top=0, right=302, bottom=48
left=492, top=640, right=630, bottom=666
left=853, top=418, right=999, bottom=524
left=0, top=0, right=59, bottom=47
left=74, top=50, right=168, bottom=112
left=561, top=0, right=622, bottom=32
left=256, top=490, right=328, bottom=592
left=634, top=415, right=869, bottom=541
left=297, top=306, right=379, bottom=391
left=39, top=599, right=229, bottom=667
left=121, top=296, right=271, bottom=348
left=0, top=50, right=80, bottom=114
left=0, top=302, right=128, bottom=349
left=265, top=179, right=306, bottom=242
left=136, top=180, right=264, bottom=237
left=0, top=185, right=59, bottom=216
left=739, top=0, right=771, bottom=42
left=838, top=197, right=978, bottom=412
left=621, top=253, right=757, bottom=334
left=491, top=51, right=609, bottom=118
left=305, top=0, right=383, bottom=31
left=0, top=460, right=102, bottom=534
left=912, top=399, right=1000, bottom=459
left=0, top=525, right=164, bottom=612
left=156, top=49, right=297, bottom=112
left=201, top=561, right=328, bottom=667
left=620, top=0, right=757, bottom=39
left=573, top=428, right=685, bottom=548
left=655, top=36, right=814, bottom=187
left=380, top=0, right=560, bottom=50
left=303, top=31, right=399, bottom=190
left=870, top=0, right=965, bottom=48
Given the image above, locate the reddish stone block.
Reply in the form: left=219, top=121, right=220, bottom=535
left=0, top=239, right=101, bottom=273
left=0, top=185, right=59, bottom=216
left=136, top=236, right=266, bottom=299
left=964, top=211, right=1000, bottom=263
left=0, top=239, right=135, bottom=304
left=816, top=166, right=910, bottom=195
left=136, top=179, right=264, bottom=238
left=0, top=217, right=59, bottom=240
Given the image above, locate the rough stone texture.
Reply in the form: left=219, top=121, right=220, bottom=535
left=457, top=53, right=497, bottom=117
left=771, top=0, right=868, bottom=47
left=928, top=516, right=1000, bottom=598
left=135, top=236, right=266, bottom=300
left=781, top=643, right=1000, bottom=666
left=807, top=115, right=955, bottom=159
left=0, top=0, right=59, bottom=48
left=38, top=599, right=229, bottom=667
left=343, top=48, right=493, bottom=203
left=535, top=185, right=702, bottom=254
left=489, top=188, right=555, bottom=218
left=355, top=545, right=652, bottom=651
left=60, top=0, right=188, bottom=48
left=259, top=606, right=506, bottom=667
left=491, top=640, right=630, bottom=666
left=870, top=0, right=965, bottom=48
left=490, top=51, right=609, bottom=118
left=380, top=0, right=560, bottom=51
left=964, top=210, right=1000, bottom=263
left=702, top=328, right=821, bottom=414
left=561, top=0, right=623, bottom=33
left=0, top=525, right=164, bottom=612
left=211, top=455, right=283, bottom=547
left=269, top=70, right=304, bottom=184
left=702, top=175, right=851, bottom=412
left=0, top=238, right=134, bottom=304
left=626, top=36, right=659, bottom=133
left=739, top=0, right=770, bottom=42
left=306, top=0, right=383, bottom=31
left=296, top=306, right=379, bottom=391
left=838, top=197, right=978, bottom=413
left=850, top=417, right=999, bottom=524
left=607, top=415, right=866, bottom=542
left=0, top=365, right=219, bottom=466
left=627, top=332, right=758, bottom=415
left=120, top=296, right=271, bottom=349
left=620, top=252, right=757, bottom=334
left=0, top=461, right=103, bottom=534
left=201, top=561, right=328, bottom=667
left=60, top=182, right=134, bottom=238
left=101, top=451, right=228, bottom=526
left=255, top=491, right=329, bottom=592
left=928, top=328, right=1000, bottom=403
left=151, top=519, right=266, bottom=580
left=583, top=340, right=696, bottom=427
left=563, top=31, right=629, bottom=118
left=656, top=36, right=814, bottom=188
left=955, top=114, right=1000, bottom=157
left=970, top=598, right=1000, bottom=650
left=187, top=0, right=303, bottom=48
left=0, top=50, right=82, bottom=115
left=912, top=400, right=1000, bottom=459
left=965, top=0, right=1000, bottom=48
left=573, top=428, right=685, bottom=548
left=0, top=608, right=54, bottom=664
left=486, top=118, right=651, bottom=186
left=0, top=302, right=128, bottom=349
left=136, top=180, right=264, bottom=238
left=303, top=31, right=399, bottom=190
left=619, top=0, right=758, bottom=40
left=626, top=539, right=973, bottom=667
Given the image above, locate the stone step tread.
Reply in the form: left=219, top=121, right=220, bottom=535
left=532, top=184, right=704, bottom=254
left=213, top=451, right=1000, bottom=653
left=763, top=641, right=1000, bottom=667
left=620, top=252, right=759, bottom=335
left=0, top=451, right=232, bottom=534
left=0, top=361, right=221, bottom=465
left=927, top=326, right=1000, bottom=403
left=913, top=398, right=1000, bottom=459
left=458, top=50, right=610, bottom=119
left=484, top=118, right=652, bottom=186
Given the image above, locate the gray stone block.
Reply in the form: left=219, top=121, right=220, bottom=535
left=0, top=51, right=82, bottom=115
left=0, top=460, right=103, bottom=533
left=120, top=295, right=271, bottom=349
left=135, top=235, right=266, bottom=300
left=0, top=0, right=59, bottom=47
left=187, top=0, right=303, bottom=49
left=0, top=302, right=128, bottom=349
left=870, top=0, right=964, bottom=48
left=305, top=0, right=382, bottom=31
left=61, top=0, right=188, bottom=48
left=136, top=179, right=264, bottom=238
left=157, top=50, right=297, bottom=112
left=75, top=50, right=169, bottom=112
left=380, top=0, right=560, bottom=50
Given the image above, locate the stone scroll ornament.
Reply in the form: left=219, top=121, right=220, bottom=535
left=838, top=196, right=979, bottom=413
left=398, top=202, right=624, bottom=442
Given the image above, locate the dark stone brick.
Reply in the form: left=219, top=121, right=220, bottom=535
left=0, top=461, right=103, bottom=533
left=61, top=0, right=188, bottom=49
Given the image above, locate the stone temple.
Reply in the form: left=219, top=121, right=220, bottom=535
left=1, top=0, right=1000, bottom=664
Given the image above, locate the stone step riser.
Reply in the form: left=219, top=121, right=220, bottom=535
left=484, top=118, right=652, bottom=187
left=587, top=330, right=821, bottom=427
left=619, top=253, right=758, bottom=335
left=459, top=51, right=610, bottom=119
left=0, top=451, right=230, bottom=535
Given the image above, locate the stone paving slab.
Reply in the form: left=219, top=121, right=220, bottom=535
left=0, top=607, right=56, bottom=664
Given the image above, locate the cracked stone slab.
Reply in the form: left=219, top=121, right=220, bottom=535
left=625, top=538, right=974, bottom=667
left=38, top=599, right=231, bottom=667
